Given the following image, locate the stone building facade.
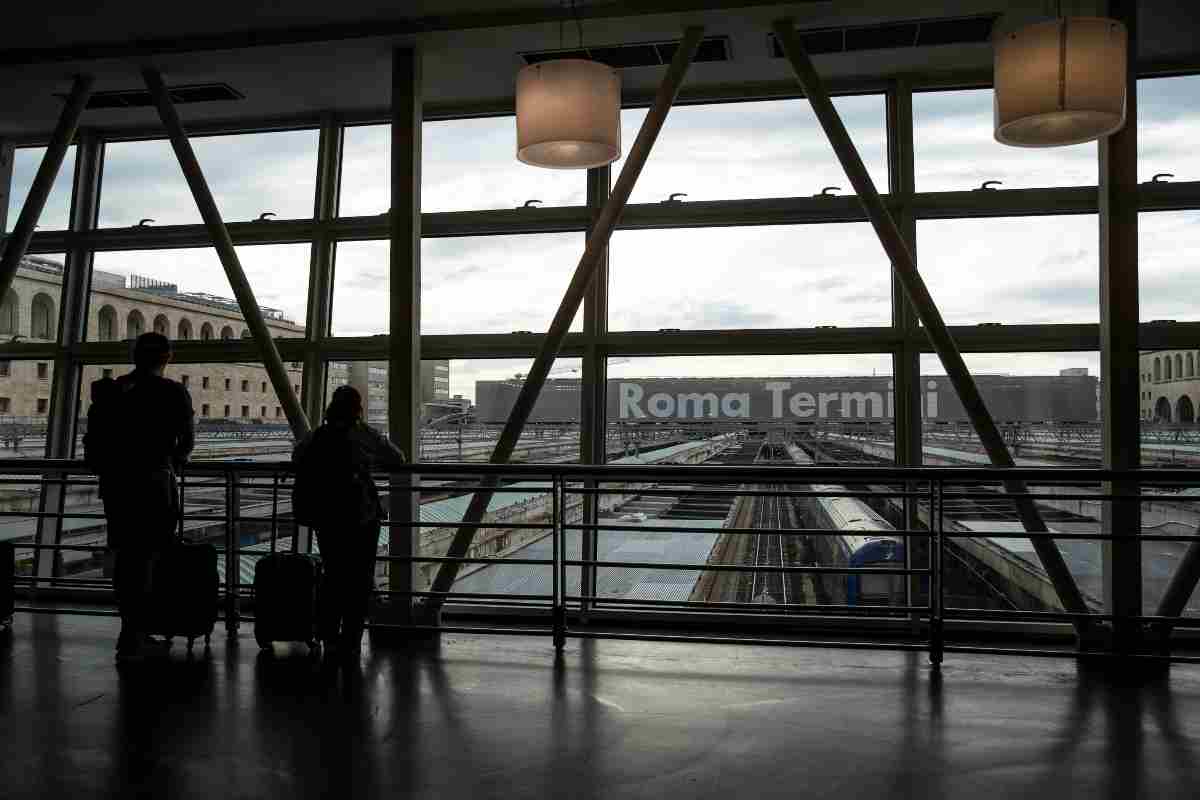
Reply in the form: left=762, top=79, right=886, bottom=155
left=1, top=256, right=448, bottom=425
left=1140, top=350, right=1200, bottom=422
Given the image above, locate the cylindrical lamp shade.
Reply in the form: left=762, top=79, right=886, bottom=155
left=516, top=59, right=621, bottom=169
left=994, top=17, right=1127, bottom=147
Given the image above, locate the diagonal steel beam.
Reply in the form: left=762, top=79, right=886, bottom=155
left=772, top=19, right=1092, bottom=627
left=143, top=68, right=311, bottom=439
left=425, top=26, right=707, bottom=604
left=1155, top=533, right=1200, bottom=632
left=0, top=74, right=93, bottom=302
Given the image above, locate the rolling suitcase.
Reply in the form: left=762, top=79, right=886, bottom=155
left=148, top=540, right=219, bottom=651
left=253, top=552, right=322, bottom=649
left=1, top=541, right=13, bottom=627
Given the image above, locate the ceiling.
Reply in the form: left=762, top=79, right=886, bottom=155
left=2, top=0, right=1197, bottom=141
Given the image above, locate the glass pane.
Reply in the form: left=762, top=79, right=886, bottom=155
left=422, top=357, right=581, bottom=463
left=605, top=354, right=895, bottom=464
left=1138, top=75, right=1200, bottom=183
left=914, top=88, right=1097, bottom=191
left=333, top=236, right=585, bottom=337
left=5, top=146, right=76, bottom=232
left=609, top=224, right=891, bottom=330
left=89, top=244, right=309, bottom=342
left=339, top=120, right=584, bottom=217
left=615, top=95, right=886, bottom=203
left=0, top=358, right=55, bottom=456
left=1140, top=211, right=1200, bottom=322
left=5, top=253, right=68, bottom=344
left=916, top=216, right=1098, bottom=325
left=76, top=361, right=301, bottom=463
left=98, top=130, right=319, bottom=227
left=1140, top=346, right=1200, bottom=457
left=920, top=352, right=1104, bottom=611
left=424, top=233, right=583, bottom=335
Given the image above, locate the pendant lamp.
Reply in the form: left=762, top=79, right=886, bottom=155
left=516, top=58, right=621, bottom=169
left=993, top=16, right=1127, bottom=147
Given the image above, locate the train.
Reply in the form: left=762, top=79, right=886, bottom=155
left=806, top=486, right=907, bottom=607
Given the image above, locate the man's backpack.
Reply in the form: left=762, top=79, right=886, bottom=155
left=83, top=377, right=122, bottom=474
left=292, top=424, right=381, bottom=530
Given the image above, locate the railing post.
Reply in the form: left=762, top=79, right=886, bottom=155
left=929, top=479, right=944, bottom=667
left=552, top=474, right=566, bottom=651
left=224, top=469, right=241, bottom=634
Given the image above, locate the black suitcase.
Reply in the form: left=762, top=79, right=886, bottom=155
left=1, top=541, right=13, bottom=627
left=148, top=540, right=219, bottom=651
left=253, top=553, right=322, bottom=649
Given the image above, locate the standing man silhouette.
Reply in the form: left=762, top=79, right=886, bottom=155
left=87, top=332, right=194, bottom=663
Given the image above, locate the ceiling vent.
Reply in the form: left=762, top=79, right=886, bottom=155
left=64, top=83, right=245, bottom=110
left=768, top=15, right=997, bottom=58
left=520, top=36, right=730, bottom=69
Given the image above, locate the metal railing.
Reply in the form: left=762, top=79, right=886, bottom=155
left=4, top=458, right=1200, bottom=664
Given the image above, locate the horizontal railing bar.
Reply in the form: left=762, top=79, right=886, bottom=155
left=565, top=522, right=932, bottom=537
left=380, top=555, right=553, bottom=566
left=384, top=521, right=556, bottom=531
left=386, top=589, right=554, bottom=602
left=565, top=486, right=926, bottom=498
left=0, top=457, right=1197, bottom=484
left=565, top=594, right=930, bottom=614
left=562, top=559, right=928, bottom=575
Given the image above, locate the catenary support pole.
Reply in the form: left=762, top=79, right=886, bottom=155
left=0, top=75, right=93, bottom=303
left=425, top=26, right=706, bottom=604
left=772, top=19, right=1091, bottom=625
left=143, top=67, right=311, bottom=439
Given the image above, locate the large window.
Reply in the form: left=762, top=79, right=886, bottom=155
left=98, top=130, right=319, bottom=227
left=609, top=224, right=892, bottom=330
left=89, top=245, right=309, bottom=342
left=914, top=89, right=1096, bottom=190
left=916, top=216, right=1099, bottom=325
left=5, top=146, right=76, bottom=232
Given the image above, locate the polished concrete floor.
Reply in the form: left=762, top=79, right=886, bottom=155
left=2, top=615, right=1200, bottom=799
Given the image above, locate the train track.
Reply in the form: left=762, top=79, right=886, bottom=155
left=750, top=489, right=788, bottom=605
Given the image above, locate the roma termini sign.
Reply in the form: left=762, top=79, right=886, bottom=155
left=474, top=375, right=1100, bottom=423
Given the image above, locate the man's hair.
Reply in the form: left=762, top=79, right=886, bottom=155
left=325, top=384, right=363, bottom=425
left=133, top=332, right=172, bottom=371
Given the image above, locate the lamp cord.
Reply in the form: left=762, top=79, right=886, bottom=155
left=570, top=0, right=584, bottom=49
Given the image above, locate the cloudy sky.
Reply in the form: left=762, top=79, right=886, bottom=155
left=5, top=76, right=1197, bottom=401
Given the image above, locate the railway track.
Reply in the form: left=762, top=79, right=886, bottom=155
left=750, top=489, right=788, bottom=605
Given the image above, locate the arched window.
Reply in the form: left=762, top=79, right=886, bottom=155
left=30, top=293, right=55, bottom=340
left=200, top=322, right=214, bottom=341
left=1155, top=396, right=1172, bottom=422
left=127, top=310, right=145, bottom=340
left=1155, top=358, right=1162, bottom=382
left=1176, top=354, right=1184, bottom=380
left=1166, top=358, right=1173, bottom=381
left=1189, top=353, right=1195, bottom=379
left=97, top=306, right=117, bottom=341
left=220, top=325, right=234, bottom=340
left=153, top=314, right=170, bottom=336
left=178, top=318, right=193, bottom=340
left=0, top=290, right=19, bottom=336
left=1177, top=396, right=1196, bottom=424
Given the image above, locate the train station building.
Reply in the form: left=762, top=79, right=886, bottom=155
left=2, top=1, right=1200, bottom=798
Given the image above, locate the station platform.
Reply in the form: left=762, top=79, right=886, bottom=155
left=3, top=615, right=1200, bottom=799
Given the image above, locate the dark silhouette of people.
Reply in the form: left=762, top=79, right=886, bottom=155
left=86, top=332, right=194, bottom=663
left=293, top=385, right=406, bottom=660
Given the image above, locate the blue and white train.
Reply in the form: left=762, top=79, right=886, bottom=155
left=807, top=486, right=906, bottom=606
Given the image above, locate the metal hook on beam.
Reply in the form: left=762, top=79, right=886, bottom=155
left=975, top=180, right=1003, bottom=191
left=136, top=218, right=155, bottom=227
left=1150, top=173, right=1174, bottom=184
left=257, top=212, right=277, bottom=220
left=662, top=192, right=688, bottom=203
left=520, top=199, right=543, bottom=208
left=815, top=186, right=841, bottom=197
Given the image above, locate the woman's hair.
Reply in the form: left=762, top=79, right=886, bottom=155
left=324, top=384, right=363, bottom=425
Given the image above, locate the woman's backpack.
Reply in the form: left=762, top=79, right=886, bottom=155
left=292, top=424, right=381, bottom=530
